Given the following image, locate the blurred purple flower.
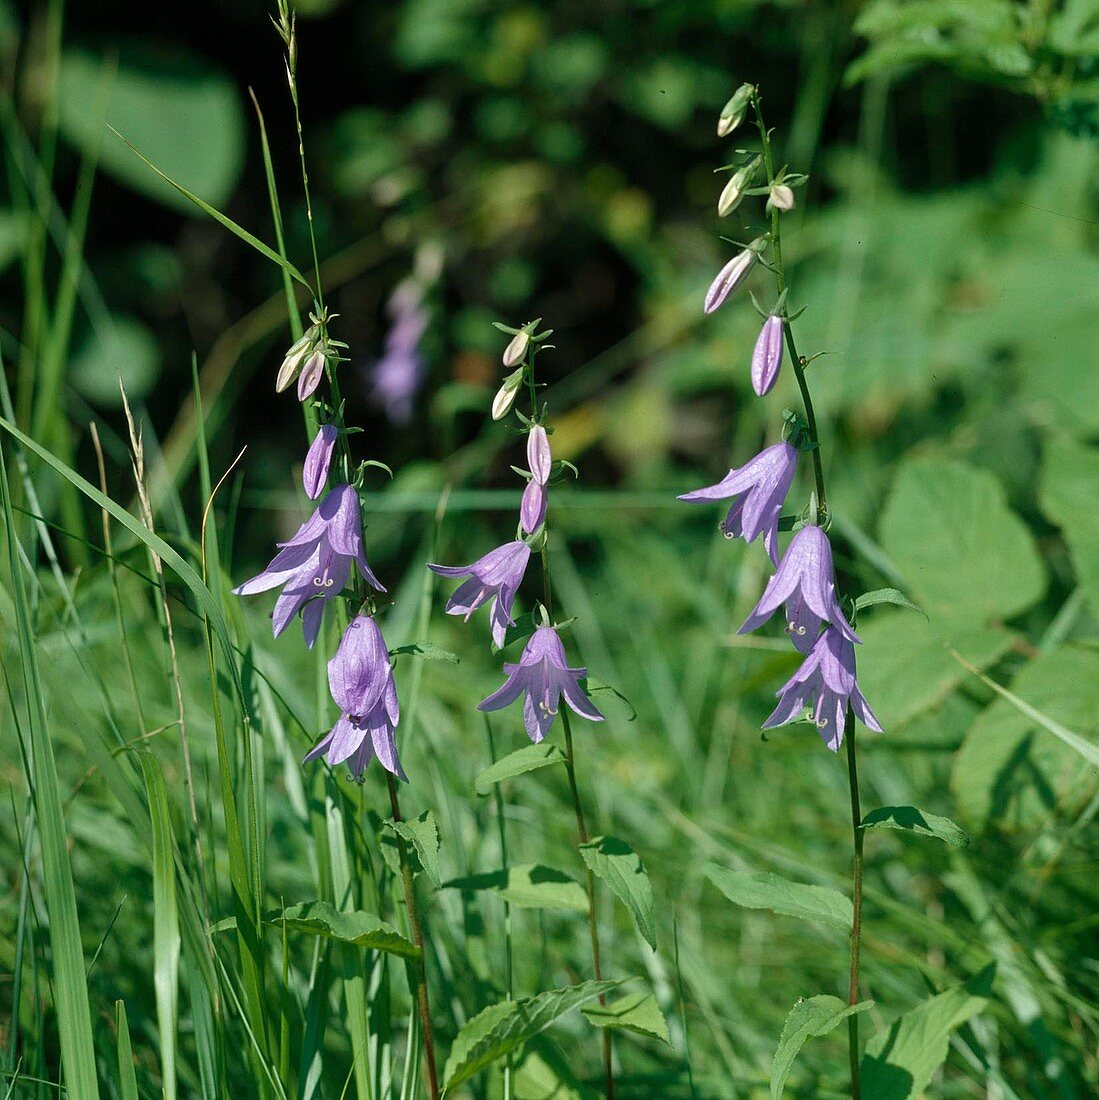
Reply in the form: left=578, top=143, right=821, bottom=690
left=763, top=625, right=882, bottom=751
left=370, top=281, right=429, bottom=423
left=233, top=484, right=384, bottom=648
left=303, top=423, right=338, bottom=500
left=478, top=624, right=603, bottom=742
left=429, top=540, right=531, bottom=646
left=738, top=524, right=859, bottom=653
left=678, top=441, right=797, bottom=564
left=751, top=315, right=784, bottom=397
left=304, top=615, right=405, bottom=780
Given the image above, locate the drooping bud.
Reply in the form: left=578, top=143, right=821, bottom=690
left=502, top=330, right=530, bottom=368
left=520, top=479, right=546, bottom=535
left=717, top=83, right=753, bottom=138
left=297, top=350, right=326, bottom=402
left=751, top=315, right=785, bottom=396
left=703, top=239, right=764, bottom=315
left=303, top=423, right=338, bottom=499
left=276, top=332, right=313, bottom=393
left=718, top=160, right=759, bottom=218
left=492, top=368, right=525, bottom=421
left=527, top=425, right=552, bottom=484
left=768, top=184, right=795, bottom=212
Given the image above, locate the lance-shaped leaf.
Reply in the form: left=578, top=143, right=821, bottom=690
left=772, top=996, right=873, bottom=1099
left=705, top=865, right=852, bottom=929
left=860, top=805, right=969, bottom=848
left=474, top=743, right=566, bottom=795
left=444, top=864, right=588, bottom=912
left=582, top=990, right=670, bottom=1045
left=580, top=836, right=657, bottom=949
left=268, top=901, right=419, bottom=959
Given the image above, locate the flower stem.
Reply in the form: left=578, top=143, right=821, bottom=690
left=750, top=89, right=861, bottom=1094
left=385, top=772, right=440, bottom=1100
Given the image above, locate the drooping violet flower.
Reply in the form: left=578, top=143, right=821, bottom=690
left=704, top=240, right=762, bottom=314
left=520, top=425, right=552, bottom=534
left=234, top=484, right=384, bottom=648
left=303, top=424, right=338, bottom=500
left=478, top=624, right=603, bottom=742
left=751, top=315, right=785, bottom=397
left=763, top=625, right=882, bottom=751
left=429, top=540, right=531, bottom=646
left=298, top=350, right=326, bottom=402
left=678, top=441, right=796, bottom=564
left=370, top=281, right=429, bottom=423
left=304, top=616, right=405, bottom=780
left=738, top=524, right=859, bottom=653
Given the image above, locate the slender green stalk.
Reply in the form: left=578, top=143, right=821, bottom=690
left=750, top=88, right=861, bottom=1093
left=385, top=774, right=440, bottom=1100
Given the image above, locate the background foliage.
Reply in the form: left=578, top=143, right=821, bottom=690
left=1, top=0, right=1098, bottom=1097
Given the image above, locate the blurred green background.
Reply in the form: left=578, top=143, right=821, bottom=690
left=2, top=0, right=1099, bottom=1097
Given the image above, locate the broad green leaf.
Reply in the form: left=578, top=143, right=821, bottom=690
left=861, top=966, right=994, bottom=1099
left=582, top=990, right=669, bottom=1045
left=580, top=835, right=656, bottom=950
left=58, top=47, right=244, bottom=211
left=1040, top=435, right=1099, bottom=615
left=444, top=864, right=588, bottom=911
left=269, top=901, right=419, bottom=959
left=442, top=980, right=621, bottom=1093
left=704, top=865, right=852, bottom=930
left=855, top=612, right=1012, bottom=730
left=860, top=805, right=969, bottom=848
left=952, top=645, right=1099, bottom=828
left=853, top=587, right=926, bottom=619
left=771, top=996, right=873, bottom=1100
left=385, top=810, right=441, bottom=888
left=70, top=316, right=159, bottom=406
left=879, top=457, right=1045, bottom=623
left=474, top=743, right=566, bottom=795
left=389, top=640, right=459, bottom=663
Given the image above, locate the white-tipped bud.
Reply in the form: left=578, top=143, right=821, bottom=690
left=717, top=83, right=753, bottom=138
left=491, top=368, right=525, bottom=421
left=502, top=330, right=530, bottom=368
left=768, top=184, right=796, bottom=212
left=717, top=175, right=743, bottom=217
left=276, top=334, right=312, bottom=393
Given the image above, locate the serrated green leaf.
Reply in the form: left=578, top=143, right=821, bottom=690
left=860, top=805, right=969, bottom=848
left=474, top=742, right=567, bottom=795
left=444, top=864, right=588, bottom=911
left=268, top=901, right=419, bottom=959
left=861, top=966, right=994, bottom=1099
left=385, top=810, right=441, bottom=888
left=582, top=990, right=669, bottom=1045
left=389, top=641, right=459, bottom=663
left=442, top=980, right=622, bottom=1093
left=853, top=587, right=927, bottom=619
left=879, top=458, right=1045, bottom=623
left=704, top=865, right=852, bottom=929
left=771, top=995, right=873, bottom=1100
left=580, top=836, right=656, bottom=950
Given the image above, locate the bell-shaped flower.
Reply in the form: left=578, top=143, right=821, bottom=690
left=304, top=615, right=405, bottom=780
left=763, top=625, right=882, bottom=751
left=678, top=441, right=796, bottom=564
left=303, top=424, right=338, bottom=500
left=233, top=484, right=384, bottom=648
left=737, top=523, right=858, bottom=653
left=429, top=540, right=531, bottom=647
left=478, top=625, right=603, bottom=743
left=751, top=315, right=784, bottom=397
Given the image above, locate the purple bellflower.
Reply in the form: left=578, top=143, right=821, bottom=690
left=429, top=540, right=531, bottom=647
left=233, top=484, right=385, bottom=648
left=751, top=315, right=785, bottom=397
left=738, top=523, right=859, bottom=653
left=763, top=625, right=882, bottom=751
left=678, top=441, right=797, bottom=564
left=303, top=424, right=338, bottom=500
left=304, top=615, right=405, bottom=780
left=520, top=425, right=552, bottom=534
left=478, top=624, right=603, bottom=742
left=371, top=281, right=428, bottom=423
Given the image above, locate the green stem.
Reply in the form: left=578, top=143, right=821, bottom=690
left=485, top=717, right=514, bottom=1100
left=386, top=773, right=440, bottom=1100
left=751, top=88, right=860, bottom=1093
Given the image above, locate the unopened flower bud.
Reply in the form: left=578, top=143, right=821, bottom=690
left=527, top=425, right=552, bottom=484
left=717, top=83, right=753, bottom=138
left=276, top=334, right=312, bottom=393
left=520, top=479, right=547, bottom=535
left=751, top=315, right=785, bottom=396
left=297, top=350, right=326, bottom=402
left=492, top=368, right=524, bottom=421
left=703, top=240, right=763, bottom=315
left=502, top=330, right=530, bottom=368
left=717, top=176, right=743, bottom=218
left=303, top=423, right=338, bottom=499
left=768, top=184, right=795, bottom=212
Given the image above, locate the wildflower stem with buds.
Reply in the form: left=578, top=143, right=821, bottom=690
left=751, top=87, right=862, bottom=1097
